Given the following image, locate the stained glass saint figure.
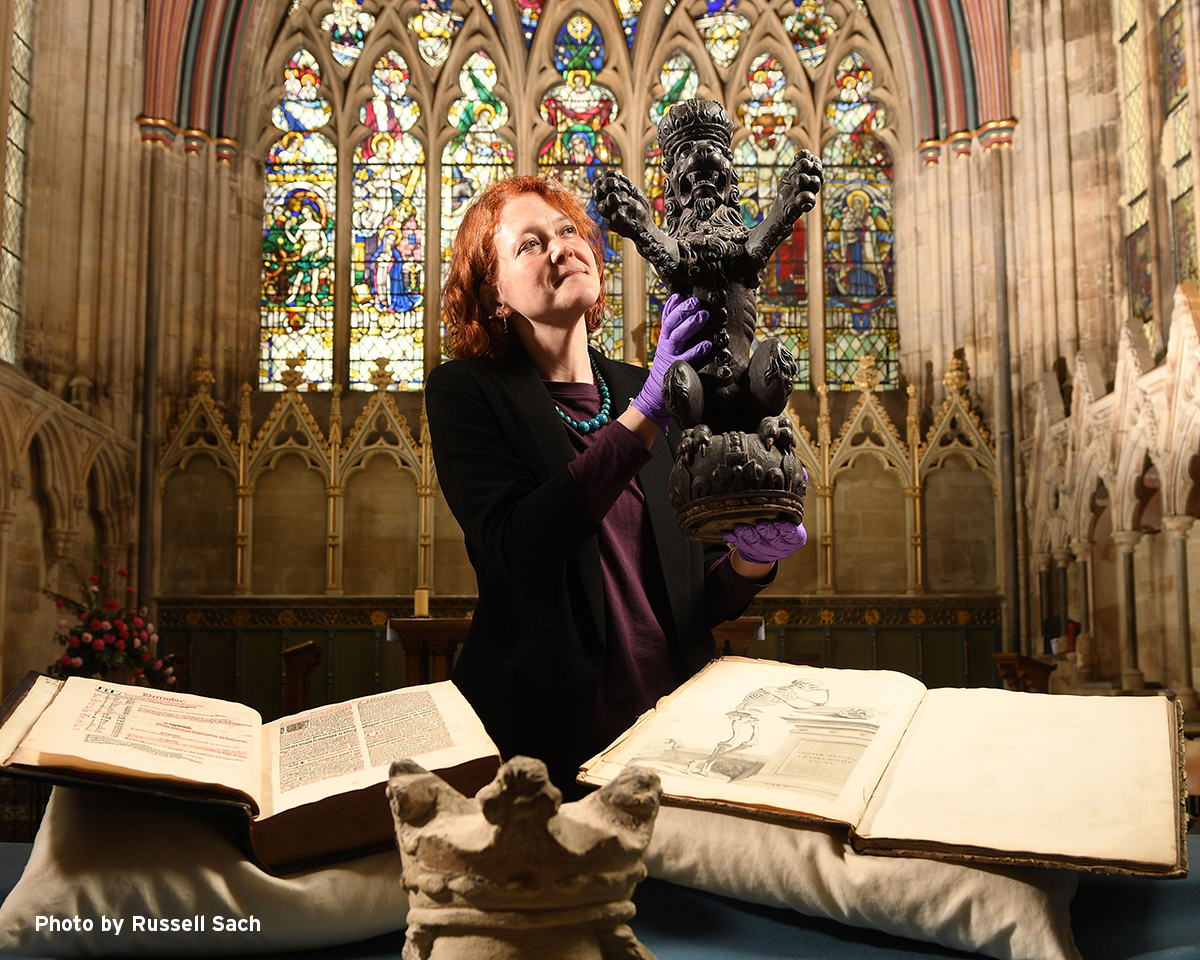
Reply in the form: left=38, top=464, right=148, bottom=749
left=261, top=51, right=337, bottom=388
left=783, top=0, right=837, bottom=68
left=349, top=51, right=426, bottom=389
left=822, top=53, right=895, bottom=389
left=320, top=0, right=375, bottom=65
left=408, top=0, right=464, bottom=66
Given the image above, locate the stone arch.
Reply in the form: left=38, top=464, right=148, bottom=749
left=923, top=451, right=996, bottom=593
left=342, top=450, right=421, bottom=595
left=831, top=450, right=906, bottom=593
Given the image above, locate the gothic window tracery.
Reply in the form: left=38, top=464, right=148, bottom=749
left=261, top=50, right=337, bottom=388
left=1113, top=0, right=1200, bottom=358
left=822, top=52, right=895, bottom=390
left=441, top=51, right=515, bottom=356
left=1160, top=0, right=1197, bottom=288
left=258, top=0, right=897, bottom=392
left=350, top=51, right=425, bottom=390
left=736, top=53, right=808, bottom=384
left=0, top=0, right=32, bottom=364
left=538, top=13, right=623, bottom=356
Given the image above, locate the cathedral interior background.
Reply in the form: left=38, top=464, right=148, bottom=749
left=2, top=0, right=1200, bottom=720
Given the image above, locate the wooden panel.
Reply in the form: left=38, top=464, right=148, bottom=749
left=966, top=627, right=1000, bottom=688
left=192, top=631, right=238, bottom=702
left=875, top=627, right=915, bottom=675
left=333, top=630, right=378, bottom=703
left=828, top=628, right=870, bottom=669
left=920, top=628, right=961, bottom=688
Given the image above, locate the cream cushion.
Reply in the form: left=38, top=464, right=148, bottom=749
left=645, top=804, right=1082, bottom=960
left=0, top=785, right=408, bottom=956
left=1, top=786, right=1081, bottom=959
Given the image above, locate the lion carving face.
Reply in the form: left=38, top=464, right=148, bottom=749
left=673, top=141, right=736, bottom=220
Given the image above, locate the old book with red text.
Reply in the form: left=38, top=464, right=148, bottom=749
left=0, top=672, right=500, bottom=873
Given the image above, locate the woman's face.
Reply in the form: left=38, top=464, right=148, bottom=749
left=487, top=192, right=600, bottom=332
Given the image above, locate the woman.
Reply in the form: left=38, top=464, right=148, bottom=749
left=427, top=175, right=805, bottom=791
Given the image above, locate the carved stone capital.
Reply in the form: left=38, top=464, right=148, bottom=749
left=1031, top=551, right=1053, bottom=573
left=1110, top=529, right=1144, bottom=553
left=1161, top=515, right=1196, bottom=540
left=1068, top=540, right=1093, bottom=563
left=1051, top=548, right=1073, bottom=568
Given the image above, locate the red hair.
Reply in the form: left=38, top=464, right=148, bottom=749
left=442, top=175, right=608, bottom=360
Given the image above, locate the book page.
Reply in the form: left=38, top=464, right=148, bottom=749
left=581, top=659, right=928, bottom=826
left=856, top=687, right=1179, bottom=867
left=8, top=677, right=262, bottom=806
left=258, top=680, right=498, bottom=819
left=0, top=675, right=63, bottom=765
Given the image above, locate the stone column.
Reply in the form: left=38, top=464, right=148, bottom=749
left=1163, top=516, right=1199, bottom=718
left=1052, top=547, right=1072, bottom=653
left=0, top=508, right=14, bottom=687
left=1069, top=540, right=1095, bottom=680
left=1032, top=552, right=1052, bottom=654
left=1111, top=529, right=1145, bottom=690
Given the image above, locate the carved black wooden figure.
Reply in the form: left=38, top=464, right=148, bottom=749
left=593, top=99, right=821, bottom=540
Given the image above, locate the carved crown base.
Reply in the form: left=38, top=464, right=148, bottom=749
left=675, top=489, right=806, bottom=543
left=403, top=902, right=646, bottom=960
left=668, top=421, right=807, bottom=542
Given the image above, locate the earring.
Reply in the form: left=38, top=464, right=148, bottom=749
left=501, top=315, right=509, bottom=335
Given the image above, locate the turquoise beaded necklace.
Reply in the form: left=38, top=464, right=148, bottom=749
left=554, top=355, right=611, bottom=434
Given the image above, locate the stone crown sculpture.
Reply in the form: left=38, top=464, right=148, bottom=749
left=593, top=100, right=821, bottom=540
left=387, top=755, right=662, bottom=960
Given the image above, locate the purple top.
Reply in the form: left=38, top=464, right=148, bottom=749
left=545, top=380, right=771, bottom=748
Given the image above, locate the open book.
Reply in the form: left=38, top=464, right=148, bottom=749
left=580, top=658, right=1187, bottom=876
left=0, top=672, right=500, bottom=873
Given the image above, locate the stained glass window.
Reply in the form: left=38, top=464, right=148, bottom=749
left=1128, top=222, right=1153, bottom=322
left=784, top=0, right=838, bottom=68
left=514, top=0, right=544, bottom=46
left=1118, top=7, right=1149, bottom=230
left=645, top=53, right=699, bottom=358
left=260, top=130, right=337, bottom=387
left=0, top=0, right=33, bottom=365
left=823, top=53, right=895, bottom=390
left=408, top=0, right=464, bottom=67
left=736, top=54, right=807, bottom=384
left=441, top=51, right=515, bottom=356
left=826, top=52, right=886, bottom=133
left=1161, top=1, right=1187, bottom=113
left=538, top=14, right=623, bottom=357
left=321, top=0, right=375, bottom=66
left=1174, top=191, right=1198, bottom=283
left=1159, top=0, right=1196, bottom=298
left=612, top=0, right=640, bottom=46
left=271, top=50, right=333, bottom=132
left=696, top=0, right=749, bottom=68
left=349, top=52, right=425, bottom=390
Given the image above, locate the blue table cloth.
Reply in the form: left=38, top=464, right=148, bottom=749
left=1, top=838, right=1198, bottom=959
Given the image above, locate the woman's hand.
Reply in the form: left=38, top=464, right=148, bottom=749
left=723, top=519, right=808, bottom=579
left=630, top=294, right=712, bottom=431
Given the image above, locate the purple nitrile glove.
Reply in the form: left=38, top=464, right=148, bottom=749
left=631, top=293, right=712, bottom=430
left=722, top=519, right=809, bottom=565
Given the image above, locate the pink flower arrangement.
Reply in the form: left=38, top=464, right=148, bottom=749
left=46, top=563, right=173, bottom=687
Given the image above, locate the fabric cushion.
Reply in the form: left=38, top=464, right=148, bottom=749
left=644, top=804, right=1082, bottom=960
left=0, top=785, right=408, bottom=956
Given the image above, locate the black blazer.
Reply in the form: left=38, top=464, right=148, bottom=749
left=425, top=342, right=723, bottom=789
